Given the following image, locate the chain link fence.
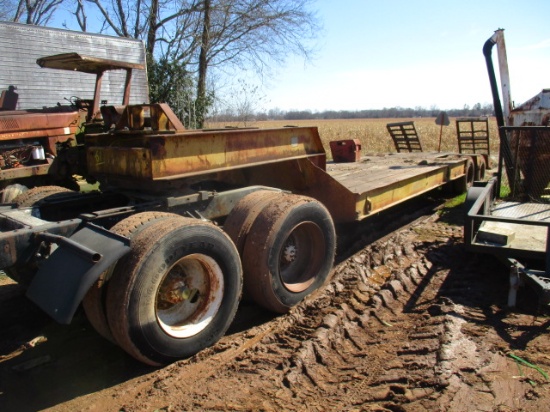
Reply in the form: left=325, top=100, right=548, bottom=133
left=498, top=126, right=550, bottom=203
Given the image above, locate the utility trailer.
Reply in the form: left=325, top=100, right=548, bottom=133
left=464, top=30, right=550, bottom=307
left=0, top=103, right=484, bottom=365
left=465, top=169, right=550, bottom=307
left=465, top=125, right=550, bottom=306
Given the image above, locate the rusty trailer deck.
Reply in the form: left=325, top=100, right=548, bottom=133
left=309, top=151, right=472, bottom=223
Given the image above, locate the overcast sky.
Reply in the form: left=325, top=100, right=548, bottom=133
left=258, top=0, right=550, bottom=112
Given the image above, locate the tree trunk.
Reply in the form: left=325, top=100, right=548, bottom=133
left=195, top=0, right=210, bottom=129
left=146, top=0, right=159, bottom=56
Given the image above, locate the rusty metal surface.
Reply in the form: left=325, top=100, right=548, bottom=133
left=0, top=214, right=82, bottom=269
left=86, top=108, right=476, bottom=225
left=0, top=29, right=150, bottom=188
left=0, top=110, right=81, bottom=141
left=0, top=160, right=53, bottom=181
left=320, top=153, right=473, bottom=222
left=87, top=125, right=326, bottom=181
left=329, top=139, right=361, bottom=162
left=113, top=104, right=185, bottom=131
left=510, top=89, right=550, bottom=126
left=386, top=121, right=423, bottom=153
left=37, top=53, right=145, bottom=74
left=501, top=127, right=550, bottom=201
left=455, top=117, right=490, bottom=158
left=0, top=110, right=82, bottom=179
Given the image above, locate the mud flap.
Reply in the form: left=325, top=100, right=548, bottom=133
left=26, top=223, right=131, bottom=324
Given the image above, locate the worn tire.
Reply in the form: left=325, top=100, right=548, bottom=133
left=451, top=158, right=475, bottom=195
left=105, top=217, right=243, bottom=366
left=13, top=185, right=73, bottom=208
left=242, top=194, right=336, bottom=313
left=476, top=156, right=487, bottom=181
left=82, top=212, right=179, bottom=342
left=223, top=190, right=284, bottom=256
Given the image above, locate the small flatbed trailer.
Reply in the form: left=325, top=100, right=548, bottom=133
left=464, top=30, right=550, bottom=307
left=464, top=128, right=550, bottom=307
left=0, top=103, right=484, bottom=365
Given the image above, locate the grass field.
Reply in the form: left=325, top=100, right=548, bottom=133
left=205, top=117, right=499, bottom=161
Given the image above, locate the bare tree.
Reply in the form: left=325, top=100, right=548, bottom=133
left=10, top=0, right=65, bottom=25
left=73, top=0, right=87, bottom=31
left=195, top=0, right=210, bottom=127
left=191, top=0, right=320, bottom=127
left=0, top=0, right=16, bottom=20
left=70, top=0, right=319, bottom=127
left=206, top=0, right=319, bottom=72
left=78, top=0, right=202, bottom=55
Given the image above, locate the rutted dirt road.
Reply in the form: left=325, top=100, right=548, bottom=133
left=1, top=201, right=549, bottom=411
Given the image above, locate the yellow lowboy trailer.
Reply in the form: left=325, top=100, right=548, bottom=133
left=85, top=104, right=480, bottom=223
left=0, top=103, right=483, bottom=366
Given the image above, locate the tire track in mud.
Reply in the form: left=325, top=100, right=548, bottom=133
left=53, top=212, right=550, bottom=412
left=275, top=216, right=450, bottom=411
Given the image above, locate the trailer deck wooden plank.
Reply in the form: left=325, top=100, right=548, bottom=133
left=332, top=165, right=441, bottom=193
left=326, top=152, right=466, bottom=196
left=309, top=151, right=471, bottom=222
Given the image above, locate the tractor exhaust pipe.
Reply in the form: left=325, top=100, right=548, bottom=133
left=483, top=32, right=505, bottom=128
left=483, top=29, right=515, bottom=194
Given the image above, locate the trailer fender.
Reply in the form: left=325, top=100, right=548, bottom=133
left=26, top=223, right=131, bottom=324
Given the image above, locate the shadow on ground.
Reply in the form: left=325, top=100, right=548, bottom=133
left=0, top=279, right=275, bottom=412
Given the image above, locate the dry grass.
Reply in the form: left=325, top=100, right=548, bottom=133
left=205, top=117, right=499, bottom=160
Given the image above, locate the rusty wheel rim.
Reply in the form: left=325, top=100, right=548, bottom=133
left=279, top=221, right=325, bottom=293
left=156, top=253, right=224, bottom=338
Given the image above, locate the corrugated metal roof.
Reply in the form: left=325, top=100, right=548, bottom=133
left=0, top=22, right=149, bottom=110
left=510, top=89, right=550, bottom=126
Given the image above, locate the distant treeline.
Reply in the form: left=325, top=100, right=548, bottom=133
left=209, top=103, right=494, bottom=122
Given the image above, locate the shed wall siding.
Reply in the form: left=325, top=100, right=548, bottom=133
left=0, top=22, right=149, bottom=110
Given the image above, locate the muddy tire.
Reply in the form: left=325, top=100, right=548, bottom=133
left=82, top=212, right=180, bottom=342
left=105, top=217, right=243, bottom=366
left=13, top=185, right=73, bottom=208
left=242, top=194, right=336, bottom=313
left=476, top=156, right=487, bottom=181
left=224, top=190, right=284, bottom=255
left=451, top=158, right=475, bottom=195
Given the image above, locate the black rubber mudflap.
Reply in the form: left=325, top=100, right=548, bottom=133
left=26, top=223, right=131, bottom=324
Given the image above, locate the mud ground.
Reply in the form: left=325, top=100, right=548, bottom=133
left=1, top=200, right=549, bottom=412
